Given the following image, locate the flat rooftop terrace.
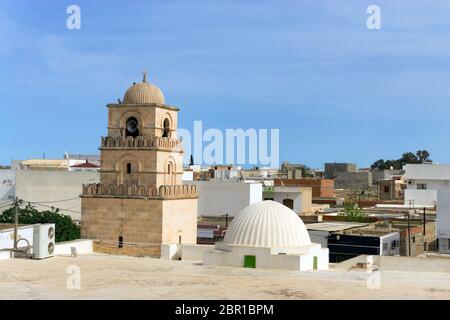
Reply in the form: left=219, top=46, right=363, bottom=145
left=1, top=254, right=450, bottom=299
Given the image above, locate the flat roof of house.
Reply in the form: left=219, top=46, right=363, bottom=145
left=1, top=254, right=450, bottom=299
left=21, top=159, right=69, bottom=168
left=305, top=222, right=369, bottom=232
left=404, top=163, right=450, bottom=180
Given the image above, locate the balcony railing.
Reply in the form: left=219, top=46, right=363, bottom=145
left=81, top=183, right=197, bottom=199
left=100, top=136, right=183, bottom=151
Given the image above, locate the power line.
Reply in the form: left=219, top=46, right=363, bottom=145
left=27, top=197, right=80, bottom=204
left=0, top=201, right=14, bottom=210
left=30, top=202, right=82, bottom=214
left=20, top=199, right=82, bottom=214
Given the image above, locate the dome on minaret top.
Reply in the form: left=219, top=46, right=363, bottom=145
left=122, top=72, right=165, bottom=105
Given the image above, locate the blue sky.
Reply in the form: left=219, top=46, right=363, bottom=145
left=1, top=0, right=450, bottom=169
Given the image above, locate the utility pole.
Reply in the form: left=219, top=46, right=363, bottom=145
left=423, top=207, right=426, bottom=236
left=423, top=207, right=427, bottom=252
left=407, top=210, right=411, bottom=257
left=13, top=197, right=19, bottom=252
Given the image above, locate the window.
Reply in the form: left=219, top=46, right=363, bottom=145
left=162, top=118, right=170, bottom=138
left=125, top=117, right=139, bottom=137
left=118, top=236, right=123, bottom=248
left=417, top=183, right=427, bottom=190
left=283, top=198, right=294, bottom=210
left=383, top=186, right=390, bottom=193
left=126, top=163, right=132, bottom=174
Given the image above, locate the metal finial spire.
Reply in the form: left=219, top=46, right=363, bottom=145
left=142, top=70, right=148, bottom=83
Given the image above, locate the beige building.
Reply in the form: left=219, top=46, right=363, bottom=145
left=81, top=73, right=198, bottom=257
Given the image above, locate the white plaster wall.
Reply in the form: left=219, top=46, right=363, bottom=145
left=181, top=244, right=214, bottom=261
left=307, top=230, right=329, bottom=248
left=404, top=189, right=437, bottom=207
left=437, top=189, right=450, bottom=253
left=272, top=192, right=301, bottom=213
left=15, top=170, right=100, bottom=221
left=270, top=187, right=312, bottom=214
left=203, top=244, right=329, bottom=271
left=54, top=239, right=93, bottom=255
left=0, top=169, right=15, bottom=205
left=192, top=181, right=262, bottom=217
left=0, top=225, right=34, bottom=250
left=380, top=232, right=400, bottom=256
left=161, top=243, right=182, bottom=260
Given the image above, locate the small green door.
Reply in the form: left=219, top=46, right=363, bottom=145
left=313, top=256, right=318, bottom=270
left=244, top=255, right=256, bottom=268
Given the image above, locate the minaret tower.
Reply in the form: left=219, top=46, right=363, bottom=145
left=100, top=71, right=183, bottom=188
left=81, top=73, right=198, bottom=257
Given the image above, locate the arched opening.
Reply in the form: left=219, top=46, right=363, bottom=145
left=125, top=117, right=139, bottom=138
left=162, top=118, right=170, bottom=138
left=282, top=198, right=294, bottom=210
left=166, top=162, right=175, bottom=185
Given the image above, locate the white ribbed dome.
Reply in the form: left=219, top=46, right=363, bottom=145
left=123, top=77, right=165, bottom=105
left=224, top=201, right=311, bottom=248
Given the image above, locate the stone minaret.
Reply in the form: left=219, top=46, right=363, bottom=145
left=100, top=72, right=184, bottom=188
left=81, top=73, right=198, bottom=257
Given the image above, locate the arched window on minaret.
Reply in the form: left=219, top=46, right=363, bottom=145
left=126, top=117, right=140, bottom=138
left=167, top=162, right=175, bottom=185
left=162, top=118, right=170, bottom=138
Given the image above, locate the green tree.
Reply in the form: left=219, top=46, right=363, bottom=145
left=302, top=165, right=314, bottom=178
left=0, top=205, right=80, bottom=242
left=416, top=150, right=431, bottom=163
left=371, top=150, right=432, bottom=170
left=400, top=152, right=419, bottom=165
left=340, top=202, right=369, bottom=223
left=371, top=159, right=386, bottom=170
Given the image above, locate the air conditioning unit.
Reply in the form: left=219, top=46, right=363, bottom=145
left=33, top=223, right=55, bottom=259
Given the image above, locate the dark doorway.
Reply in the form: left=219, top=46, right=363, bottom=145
left=283, top=198, right=294, bottom=210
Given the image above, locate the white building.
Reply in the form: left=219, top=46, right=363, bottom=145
left=0, top=169, right=15, bottom=207
left=15, top=170, right=99, bottom=221
left=263, top=184, right=312, bottom=214
left=403, top=164, right=450, bottom=253
left=190, top=180, right=262, bottom=217
left=0, top=225, right=34, bottom=261
left=437, top=189, right=450, bottom=253
left=403, top=163, right=450, bottom=208
left=203, top=201, right=329, bottom=271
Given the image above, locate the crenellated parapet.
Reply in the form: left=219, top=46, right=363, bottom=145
left=100, top=136, right=183, bottom=151
left=81, top=183, right=197, bottom=199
